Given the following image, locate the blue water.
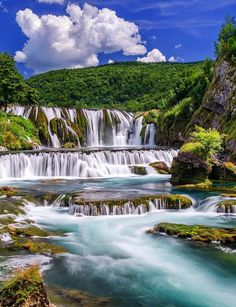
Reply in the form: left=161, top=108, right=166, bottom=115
left=21, top=175, right=236, bottom=307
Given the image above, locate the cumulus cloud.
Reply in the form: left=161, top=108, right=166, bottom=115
left=38, top=0, right=64, bottom=4
left=175, top=43, right=182, bottom=49
left=137, top=48, right=166, bottom=63
left=15, top=3, right=146, bottom=73
left=108, top=59, right=115, bottom=64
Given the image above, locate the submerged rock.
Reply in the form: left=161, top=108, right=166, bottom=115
left=147, top=222, right=236, bottom=244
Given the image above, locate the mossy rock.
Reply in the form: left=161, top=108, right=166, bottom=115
left=62, top=142, right=77, bottom=149
left=0, top=265, right=52, bottom=307
left=0, top=198, right=25, bottom=216
left=130, top=165, right=148, bottom=175
left=210, top=160, right=236, bottom=181
left=7, top=224, right=49, bottom=238
left=171, top=152, right=210, bottom=185
left=149, top=161, right=170, bottom=174
left=148, top=223, right=236, bottom=244
left=72, top=194, right=192, bottom=210
left=22, top=241, right=66, bottom=255
left=216, top=200, right=236, bottom=213
left=50, top=118, right=79, bottom=146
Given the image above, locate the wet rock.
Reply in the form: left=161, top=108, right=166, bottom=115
left=171, top=152, right=210, bottom=185
left=149, top=161, right=170, bottom=174
left=147, top=223, right=236, bottom=244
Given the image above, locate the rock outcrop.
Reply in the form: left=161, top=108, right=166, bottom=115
left=190, top=58, right=236, bottom=159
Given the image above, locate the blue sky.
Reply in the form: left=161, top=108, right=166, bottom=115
left=0, top=0, right=235, bottom=76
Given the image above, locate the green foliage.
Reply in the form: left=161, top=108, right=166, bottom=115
left=0, top=111, right=40, bottom=150
left=27, top=61, right=205, bottom=111
left=182, top=126, right=224, bottom=160
left=215, top=16, right=236, bottom=62
left=0, top=265, right=43, bottom=306
left=180, top=142, right=204, bottom=156
left=0, top=53, right=39, bottom=109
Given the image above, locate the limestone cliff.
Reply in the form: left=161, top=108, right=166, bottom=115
left=189, top=58, right=236, bottom=158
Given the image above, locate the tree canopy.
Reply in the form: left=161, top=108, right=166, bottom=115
left=0, top=53, right=39, bottom=109
left=215, top=16, right=236, bottom=62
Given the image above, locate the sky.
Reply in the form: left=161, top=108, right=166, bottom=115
left=0, top=0, right=235, bottom=77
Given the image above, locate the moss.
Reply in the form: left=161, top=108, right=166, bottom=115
left=76, top=109, right=88, bottom=145
left=103, top=109, right=113, bottom=129
left=7, top=224, right=49, bottom=238
left=73, top=194, right=192, bottom=210
left=149, top=161, right=170, bottom=174
left=0, top=198, right=25, bottom=216
left=22, top=241, right=66, bottom=255
left=148, top=223, right=236, bottom=244
left=0, top=186, right=16, bottom=197
left=35, top=107, right=50, bottom=145
left=176, top=180, right=213, bottom=189
left=0, top=112, right=40, bottom=150
left=0, top=265, right=51, bottom=306
left=130, top=166, right=148, bottom=175
left=62, top=142, right=77, bottom=149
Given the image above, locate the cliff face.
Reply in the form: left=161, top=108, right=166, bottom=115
left=190, top=58, right=236, bottom=158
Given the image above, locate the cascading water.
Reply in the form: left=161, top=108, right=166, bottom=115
left=7, top=106, right=157, bottom=148
left=0, top=149, right=178, bottom=179
left=196, top=196, right=236, bottom=213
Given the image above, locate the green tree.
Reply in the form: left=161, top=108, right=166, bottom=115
left=0, top=53, right=39, bottom=110
left=181, top=126, right=224, bottom=160
left=215, top=16, right=236, bottom=62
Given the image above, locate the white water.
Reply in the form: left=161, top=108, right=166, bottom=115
left=7, top=106, right=157, bottom=148
left=197, top=196, right=236, bottom=213
left=28, top=206, right=236, bottom=307
left=0, top=149, right=177, bottom=180
left=69, top=198, right=188, bottom=216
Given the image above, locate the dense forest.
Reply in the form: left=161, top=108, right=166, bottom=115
left=27, top=61, right=211, bottom=112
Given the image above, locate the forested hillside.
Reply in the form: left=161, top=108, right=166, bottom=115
left=27, top=61, right=209, bottom=112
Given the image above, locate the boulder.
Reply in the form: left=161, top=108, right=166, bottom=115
left=149, top=161, right=170, bottom=174
left=171, top=152, right=210, bottom=185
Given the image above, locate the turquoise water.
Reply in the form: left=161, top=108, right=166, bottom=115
left=23, top=175, right=236, bottom=307
left=1, top=175, right=236, bottom=306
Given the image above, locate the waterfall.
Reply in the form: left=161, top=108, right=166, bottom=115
left=68, top=197, right=189, bottom=216
left=0, top=149, right=178, bottom=179
left=196, top=196, right=236, bottom=213
left=44, top=194, right=191, bottom=216
left=7, top=106, right=157, bottom=148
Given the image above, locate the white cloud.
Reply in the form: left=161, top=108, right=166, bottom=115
left=168, top=56, right=176, bottom=62
left=15, top=3, right=146, bottom=73
left=137, top=48, right=166, bottom=63
left=38, top=0, right=65, bottom=4
left=175, top=43, right=182, bottom=49
left=108, top=59, right=115, bottom=64
left=168, top=56, right=185, bottom=62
